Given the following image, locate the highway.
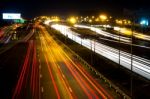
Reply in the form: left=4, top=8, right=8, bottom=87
left=11, top=25, right=39, bottom=99
left=0, top=23, right=148, bottom=98
left=0, top=25, right=18, bottom=43
left=75, top=24, right=150, bottom=42
left=9, top=24, right=120, bottom=99
left=74, top=25, right=131, bottom=43
left=37, top=25, right=117, bottom=99
left=0, top=26, right=13, bottom=43
left=0, top=24, right=38, bottom=98
left=51, top=24, right=150, bottom=79
left=113, top=26, right=150, bottom=42
left=0, top=42, right=30, bottom=98
left=12, top=40, right=39, bottom=99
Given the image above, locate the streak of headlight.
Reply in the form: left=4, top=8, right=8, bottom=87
left=51, top=24, right=150, bottom=79
left=74, top=25, right=131, bottom=43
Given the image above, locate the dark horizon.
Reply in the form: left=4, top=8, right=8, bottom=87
left=1, top=0, right=150, bottom=19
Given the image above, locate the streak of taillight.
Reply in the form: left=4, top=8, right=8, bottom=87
left=12, top=41, right=33, bottom=99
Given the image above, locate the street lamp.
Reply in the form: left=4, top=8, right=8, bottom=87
left=99, top=14, right=107, bottom=21
left=68, top=17, right=76, bottom=43
left=99, top=14, right=108, bottom=29
left=69, top=17, right=77, bottom=24
left=89, top=19, right=92, bottom=23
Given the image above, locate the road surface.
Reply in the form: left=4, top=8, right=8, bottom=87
left=36, top=25, right=118, bottom=99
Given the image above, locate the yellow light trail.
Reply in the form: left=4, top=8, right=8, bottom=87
left=39, top=27, right=73, bottom=99
left=38, top=25, right=114, bottom=99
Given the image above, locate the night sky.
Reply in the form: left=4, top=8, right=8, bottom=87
left=1, top=0, right=150, bottom=19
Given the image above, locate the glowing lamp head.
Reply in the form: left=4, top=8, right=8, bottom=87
left=69, top=17, right=76, bottom=24
left=89, top=19, right=92, bottom=23
left=99, top=14, right=107, bottom=21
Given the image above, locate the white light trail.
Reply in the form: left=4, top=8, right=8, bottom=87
left=74, top=25, right=131, bottom=43
left=51, top=24, right=150, bottom=79
left=114, top=26, right=150, bottom=42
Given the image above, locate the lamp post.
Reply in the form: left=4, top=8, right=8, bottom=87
left=99, top=14, right=107, bottom=21
left=90, top=40, right=93, bottom=65
left=99, top=14, right=107, bottom=29
left=94, top=39, right=95, bottom=53
left=68, top=17, right=77, bottom=40
left=81, top=37, right=82, bottom=46
left=130, top=16, right=135, bottom=98
left=118, top=27, right=121, bottom=66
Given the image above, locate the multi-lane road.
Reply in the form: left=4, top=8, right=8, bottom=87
left=75, top=24, right=150, bottom=43
left=37, top=26, right=118, bottom=99
left=51, top=24, right=150, bottom=80
left=0, top=24, right=37, bottom=98
left=0, top=25, right=14, bottom=43
left=1, top=22, right=149, bottom=98
left=0, top=24, right=122, bottom=98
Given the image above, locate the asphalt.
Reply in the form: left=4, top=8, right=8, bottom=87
left=0, top=42, right=28, bottom=98
left=37, top=25, right=120, bottom=99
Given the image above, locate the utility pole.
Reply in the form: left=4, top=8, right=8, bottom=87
left=90, top=40, right=93, bottom=65
left=118, top=26, right=121, bottom=66
left=130, top=15, right=135, bottom=99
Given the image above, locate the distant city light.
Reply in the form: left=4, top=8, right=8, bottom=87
left=92, top=16, right=95, bottom=19
left=52, top=18, right=60, bottom=22
left=2, top=13, right=21, bottom=19
left=140, top=19, right=149, bottom=26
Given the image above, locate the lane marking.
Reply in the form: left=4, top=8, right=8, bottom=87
left=62, top=74, right=65, bottom=78
left=41, top=87, right=44, bottom=93
left=39, top=65, right=41, bottom=69
left=40, top=74, right=42, bottom=78
left=69, top=87, right=73, bottom=93
left=39, top=59, right=41, bottom=63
